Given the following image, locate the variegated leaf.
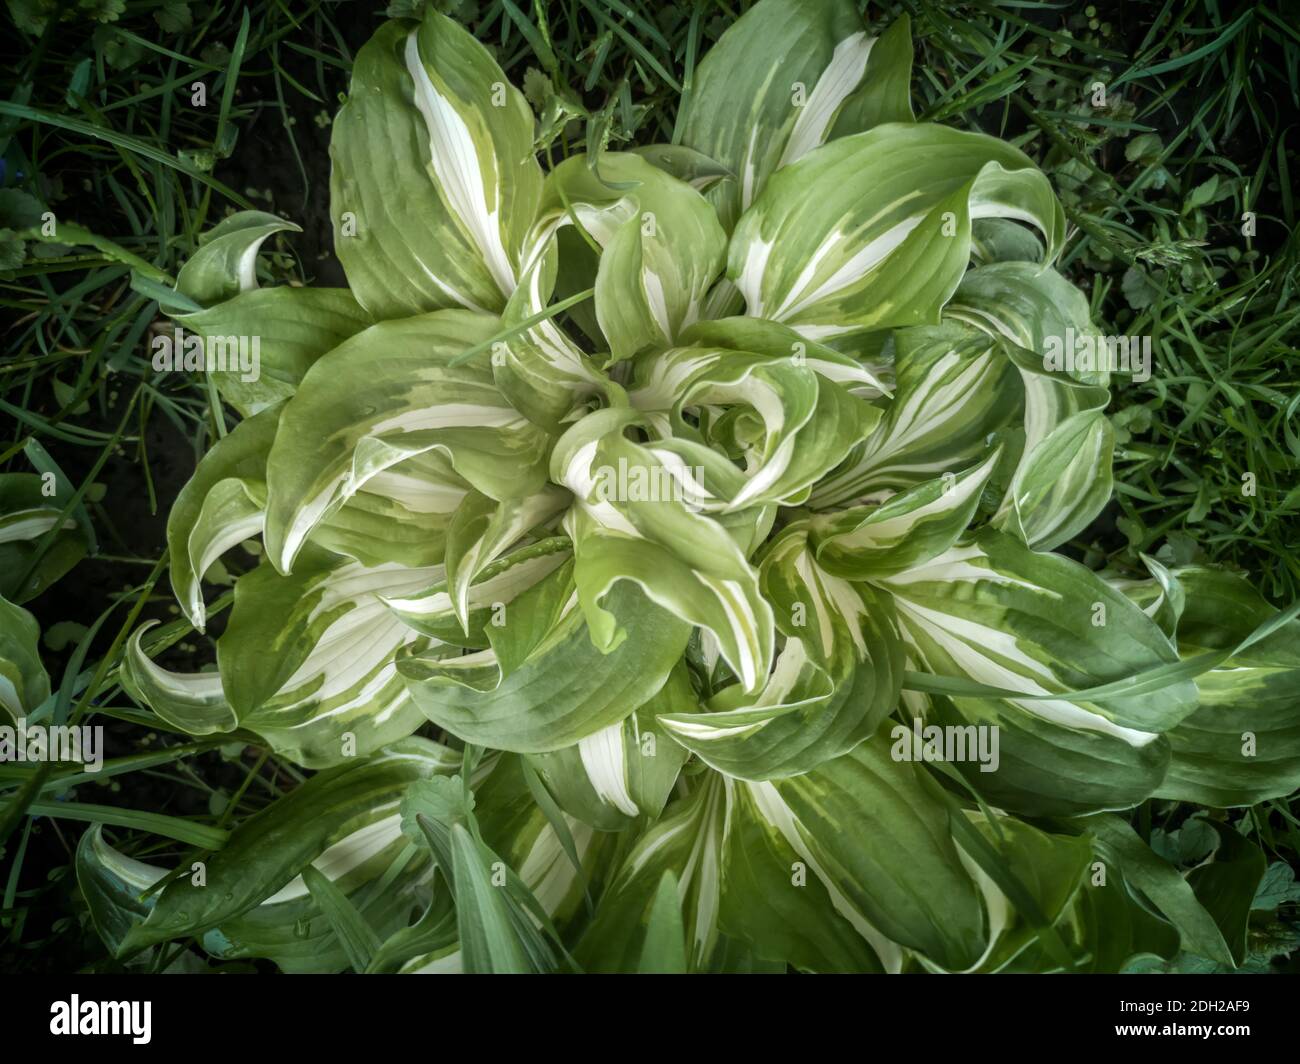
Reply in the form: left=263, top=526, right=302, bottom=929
left=629, top=343, right=882, bottom=511
left=678, top=0, right=914, bottom=230
left=0, top=473, right=87, bottom=603
left=881, top=529, right=1199, bottom=747
left=397, top=557, right=690, bottom=752
left=945, top=262, right=1115, bottom=546
left=812, top=324, right=1021, bottom=507
left=729, top=123, right=1065, bottom=339
left=175, top=286, right=371, bottom=417
left=1123, top=567, right=1300, bottom=807
left=121, top=625, right=237, bottom=737
left=165, top=405, right=277, bottom=630
left=114, top=738, right=457, bottom=965
left=174, top=210, right=299, bottom=307
left=538, top=153, right=727, bottom=362
left=398, top=774, right=565, bottom=973
left=166, top=405, right=473, bottom=630
left=574, top=775, right=730, bottom=972
left=720, top=776, right=887, bottom=972
left=526, top=663, right=694, bottom=828
left=813, top=449, right=1000, bottom=578
left=494, top=233, right=607, bottom=431
left=383, top=537, right=571, bottom=648
left=442, top=487, right=570, bottom=634
left=473, top=755, right=618, bottom=925
left=740, top=737, right=980, bottom=972
left=945, top=262, right=1102, bottom=380
left=655, top=524, right=902, bottom=781
left=994, top=409, right=1114, bottom=550
left=679, top=315, right=891, bottom=398
left=329, top=13, right=542, bottom=317
left=128, top=548, right=442, bottom=766
left=922, top=690, right=1172, bottom=817
left=0, top=593, right=49, bottom=720
left=553, top=407, right=774, bottom=692
left=262, top=310, right=549, bottom=575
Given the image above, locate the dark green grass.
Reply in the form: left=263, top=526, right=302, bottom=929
left=1, top=0, right=1297, bottom=972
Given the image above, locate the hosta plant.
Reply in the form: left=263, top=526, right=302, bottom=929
left=70, top=0, right=1300, bottom=973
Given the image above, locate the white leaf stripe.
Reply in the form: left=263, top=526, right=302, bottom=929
left=779, top=32, right=876, bottom=168
left=578, top=722, right=639, bottom=816
left=879, top=538, right=1187, bottom=745
left=404, top=32, right=515, bottom=296
left=625, top=779, right=727, bottom=967
left=811, top=330, right=1015, bottom=507
left=729, top=123, right=1063, bottom=337
left=0, top=510, right=77, bottom=544
left=262, top=809, right=405, bottom=904
left=518, top=816, right=597, bottom=914
left=891, top=596, right=1158, bottom=745
left=741, top=779, right=904, bottom=972
left=766, top=210, right=924, bottom=321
